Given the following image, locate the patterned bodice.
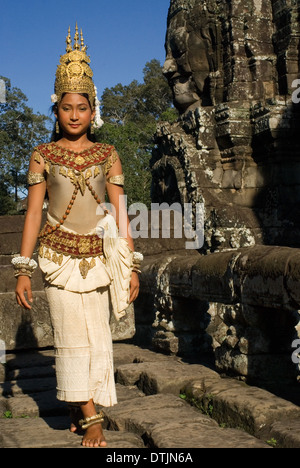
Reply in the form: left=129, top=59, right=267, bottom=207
left=34, top=142, right=118, bottom=234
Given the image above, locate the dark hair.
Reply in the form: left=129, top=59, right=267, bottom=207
left=50, top=93, right=96, bottom=142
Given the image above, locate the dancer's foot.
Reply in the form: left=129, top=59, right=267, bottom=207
left=82, top=423, right=107, bottom=448
left=69, top=406, right=82, bottom=433
left=79, top=400, right=107, bottom=448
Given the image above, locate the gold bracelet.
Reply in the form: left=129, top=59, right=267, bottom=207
left=79, top=411, right=105, bottom=430
left=27, top=171, right=46, bottom=186
left=14, top=269, right=33, bottom=278
left=12, top=256, right=38, bottom=279
left=132, top=267, right=141, bottom=274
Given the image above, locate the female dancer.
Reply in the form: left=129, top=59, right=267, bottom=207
left=13, top=25, right=142, bottom=448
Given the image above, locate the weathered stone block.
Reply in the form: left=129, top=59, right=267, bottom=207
left=0, top=292, right=53, bottom=351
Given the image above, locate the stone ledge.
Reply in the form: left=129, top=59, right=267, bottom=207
left=137, top=246, right=300, bottom=383
left=140, top=245, right=300, bottom=310
left=184, top=378, right=300, bottom=439
left=260, top=418, right=300, bottom=449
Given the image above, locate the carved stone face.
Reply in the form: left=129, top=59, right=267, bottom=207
left=163, top=5, right=212, bottom=113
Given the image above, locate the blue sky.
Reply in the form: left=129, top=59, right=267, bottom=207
left=0, top=0, right=170, bottom=117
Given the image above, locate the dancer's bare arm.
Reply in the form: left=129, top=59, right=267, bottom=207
left=15, top=154, right=46, bottom=309
left=106, top=154, right=140, bottom=304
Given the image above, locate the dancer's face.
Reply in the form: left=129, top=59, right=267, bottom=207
left=56, top=93, right=95, bottom=137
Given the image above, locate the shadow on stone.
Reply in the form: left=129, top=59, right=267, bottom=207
left=1, top=318, right=67, bottom=428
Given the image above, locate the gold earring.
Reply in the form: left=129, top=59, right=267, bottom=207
left=90, top=121, right=95, bottom=134
left=56, top=121, right=60, bottom=134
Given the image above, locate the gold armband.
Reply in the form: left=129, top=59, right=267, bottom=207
left=27, top=171, right=45, bottom=186
left=107, top=174, right=124, bottom=187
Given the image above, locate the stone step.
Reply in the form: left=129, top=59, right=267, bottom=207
left=103, top=393, right=269, bottom=449
left=2, top=384, right=145, bottom=419
left=0, top=417, right=145, bottom=448
left=0, top=343, right=299, bottom=448
left=0, top=391, right=269, bottom=448
left=5, top=364, right=56, bottom=382
left=2, top=376, right=57, bottom=397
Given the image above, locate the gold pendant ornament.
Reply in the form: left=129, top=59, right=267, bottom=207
left=74, top=155, right=85, bottom=166
left=79, top=258, right=96, bottom=279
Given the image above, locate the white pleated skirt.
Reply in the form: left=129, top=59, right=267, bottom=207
left=45, top=284, right=118, bottom=407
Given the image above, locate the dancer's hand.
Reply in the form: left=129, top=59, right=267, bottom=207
left=15, top=276, right=33, bottom=310
left=129, top=272, right=140, bottom=304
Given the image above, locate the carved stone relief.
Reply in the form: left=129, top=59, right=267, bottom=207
left=152, top=0, right=300, bottom=252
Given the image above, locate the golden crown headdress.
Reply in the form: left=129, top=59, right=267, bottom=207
left=52, top=24, right=103, bottom=128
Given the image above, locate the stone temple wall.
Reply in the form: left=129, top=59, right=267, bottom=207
left=135, top=0, right=300, bottom=387
left=152, top=0, right=300, bottom=251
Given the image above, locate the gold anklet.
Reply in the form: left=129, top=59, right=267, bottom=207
left=79, top=411, right=105, bottom=430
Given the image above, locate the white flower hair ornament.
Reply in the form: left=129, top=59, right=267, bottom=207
left=51, top=94, right=58, bottom=104
left=93, top=86, right=104, bottom=129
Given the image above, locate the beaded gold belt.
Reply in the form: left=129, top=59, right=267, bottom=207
left=39, top=223, right=103, bottom=258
